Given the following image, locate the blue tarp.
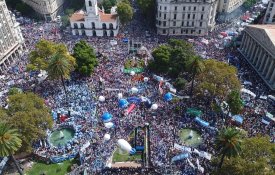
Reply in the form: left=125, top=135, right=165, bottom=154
left=232, top=115, right=243, bottom=124
left=164, top=92, right=173, bottom=102
left=127, top=97, right=142, bottom=104
left=194, top=117, right=210, bottom=127
left=123, top=38, right=129, bottom=43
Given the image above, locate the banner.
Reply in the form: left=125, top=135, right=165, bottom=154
left=123, top=68, right=144, bottom=74
left=174, top=143, right=192, bottom=153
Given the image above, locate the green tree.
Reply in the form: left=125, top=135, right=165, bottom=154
left=117, top=1, right=133, bottom=26
left=149, top=45, right=171, bottom=73
left=186, top=56, right=205, bottom=97
left=0, top=93, right=53, bottom=153
left=215, top=127, right=242, bottom=168
left=226, top=90, right=243, bottom=115
left=8, top=87, right=22, bottom=96
left=136, top=0, right=155, bottom=23
left=0, top=123, right=23, bottom=175
left=174, top=77, right=187, bottom=90
left=27, top=40, right=75, bottom=71
left=213, top=136, right=275, bottom=175
left=101, top=0, right=117, bottom=13
left=195, top=59, right=241, bottom=100
left=73, top=40, right=98, bottom=76
left=48, top=53, right=75, bottom=94
left=15, top=2, right=34, bottom=16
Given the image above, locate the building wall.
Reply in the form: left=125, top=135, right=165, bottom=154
left=263, top=0, right=275, bottom=24
left=0, top=0, right=24, bottom=73
left=217, top=0, right=244, bottom=13
left=239, top=30, right=275, bottom=90
left=156, top=0, right=218, bottom=36
left=22, top=0, right=65, bottom=21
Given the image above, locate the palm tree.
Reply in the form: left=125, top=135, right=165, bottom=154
left=0, top=123, right=23, bottom=175
left=47, top=53, right=75, bottom=95
left=215, top=127, right=242, bottom=169
left=187, top=56, right=205, bottom=97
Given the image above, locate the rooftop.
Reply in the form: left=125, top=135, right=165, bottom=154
left=248, top=25, right=275, bottom=46
left=70, top=10, right=85, bottom=22
left=98, top=10, right=118, bottom=22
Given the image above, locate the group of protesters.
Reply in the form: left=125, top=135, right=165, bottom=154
left=0, top=0, right=274, bottom=174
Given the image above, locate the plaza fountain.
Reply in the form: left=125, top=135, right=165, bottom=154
left=49, top=128, right=75, bottom=147
left=179, top=128, right=202, bottom=147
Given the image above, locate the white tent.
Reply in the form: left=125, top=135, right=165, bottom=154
left=241, top=88, right=256, bottom=98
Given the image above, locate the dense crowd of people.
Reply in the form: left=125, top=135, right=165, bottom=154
left=0, top=0, right=274, bottom=175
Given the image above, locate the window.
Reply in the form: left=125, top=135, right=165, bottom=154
left=181, top=29, right=183, bottom=34
left=164, top=14, right=166, bottom=19
left=159, top=21, right=161, bottom=25
left=188, top=6, right=191, bottom=11
left=160, top=6, right=162, bottom=10
left=173, top=21, right=176, bottom=26
left=164, top=6, right=167, bottom=10
left=159, top=12, right=161, bottom=17
left=163, top=21, right=166, bottom=26
left=193, top=14, right=195, bottom=19
left=109, top=23, right=113, bottom=29
left=91, top=22, right=95, bottom=29
left=187, top=21, right=189, bottom=26
left=89, top=1, right=92, bottom=6
left=182, top=14, right=185, bottom=19
left=182, top=21, right=184, bottom=26
left=175, top=6, right=177, bottom=11
left=74, top=23, right=78, bottom=29
left=80, top=23, right=84, bottom=29
left=183, top=6, right=186, bottom=11
left=194, top=7, right=196, bottom=11
left=188, top=14, right=190, bottom=19
left=192, top=21, right=194, bottom=26
left=202, top=6, right=205, bottom=11
left=200, top=22, right=202, bottom=26
left=199, top=30, right=201, bottom=34
left=102, top=23, right=106, bottom=29
left=201, top=14, right=203, bottom=20
left=174, top=14, right=177, bottom=19
left=173, top=30, right=175, bottom=34
left=163, top=29, right=166, bottom=34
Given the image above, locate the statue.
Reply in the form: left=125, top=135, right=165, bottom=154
left=59, top=130, right=64, bottom=140
left=188, top=130, right=193, bottom=139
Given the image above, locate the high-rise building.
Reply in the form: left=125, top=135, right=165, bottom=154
left=0, top=0, right=24, bottom=73
left=156, top=0, right=218, bottom=36
left=70, top=0, right=119, bottom=37
left=217, top=0, right=245, bottom=13
left=239, top=25, right=275, bottom=90
left=263, top=0, right=275, bottom=24
left=22, top=0, right=65, bottom=21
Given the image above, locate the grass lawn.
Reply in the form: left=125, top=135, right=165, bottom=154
left=26, top=159, right=77, bottom=175
left=112, top=149, right=142, bottom=162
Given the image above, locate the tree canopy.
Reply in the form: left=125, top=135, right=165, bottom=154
left=117, top=1, right=133, bottom=26
left=27, top=39, right=75, bottom=71
left=72, top=40, right=98, bottom=76
left=195, top=59, right=241, bottom=99
left=149, top=39, right=195, bottom=77
left=213, top=136, right=275, bottom=175
left=0, top=93, right=53, bottom=153
left=226, top=90, right=243, bottom=115
left=136, top=0, right=155, bottom=23
left=101, top=0, right=117, bottom=13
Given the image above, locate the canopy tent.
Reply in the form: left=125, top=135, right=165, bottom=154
left=232, top=115, right=243, bottom=124
left=119, top=99, right=129, bottom=108
left=164, top=92, right=173, bottom=102
left=194, top=117, right=209, bottom=127
left=186, top=108, right=202, bottom=117
left=101, top=112, right=113, bottom=122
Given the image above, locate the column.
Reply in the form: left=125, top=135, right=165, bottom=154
left=259, top=53, right=267, bottom=71
left=255, top=48, right=263, bottom=68
left=252, top=45, right=259, bottom=64
left=269, top=69, right=275, bottom=84
left=240, top=34, right=247, bottom=51
left=262, top=56, right=270, bottom=75
left=247, top=40, right=254, bottom=59
left=244, top=36, right=251, bottom=55
left=243, top=34, right=250, bottom=53
left=265, top=60, right=274, bottom=80
left=249, top=43, right=256, bottom=60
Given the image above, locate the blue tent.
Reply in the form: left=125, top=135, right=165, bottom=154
left=102, top=112, right=113, bottom=122
left=194, top=117, right=209, bottom=127
left=164, top=92, right=173, bottom=102
left=123, top=38, right=129, bottom=43
left=127, top=97, right=141, bottom=104
left=119, top=99, right=129, bottom=108
left=232, top=115, right=243, bottom=124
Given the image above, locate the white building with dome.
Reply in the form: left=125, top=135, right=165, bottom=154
left=70, top=0, right=119, bottom=37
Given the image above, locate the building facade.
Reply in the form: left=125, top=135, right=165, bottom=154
left=70, top=0, right=119, bottom=37
left=22, top=0, right=65, bottom=21
left=239, top=25, right=275, bottom=90
left=0, top=0, right=24, bottom=73
left=156, top=0, right=218, bottom=36
left=263, top=0, right=275, bottom=24
left=217, top=0, right=244, bottom=13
